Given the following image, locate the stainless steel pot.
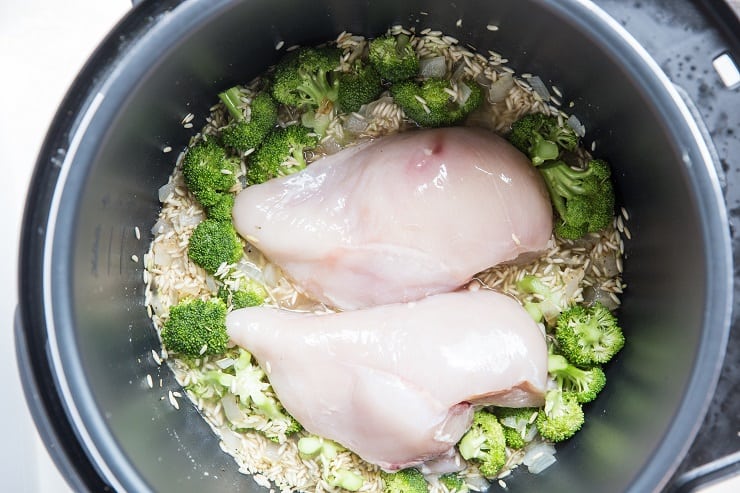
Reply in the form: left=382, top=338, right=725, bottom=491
left=16, top=1, right=733, bottom=492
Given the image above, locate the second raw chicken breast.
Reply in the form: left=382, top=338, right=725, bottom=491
left=226, top=289, right=548, bottom=471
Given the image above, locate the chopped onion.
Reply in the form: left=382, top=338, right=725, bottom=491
left=419, top=56, right=447, bottom=78
left=150, top=218, right=172, bottom=236
left=320, top=135, right=343, bottom=155
left=523, top=441, right=557, bottom=474
left=458, top=82, right=472, bottom=105
left=488, top=73, right=514, bottom=103
left=567, top=114, right=586, bottom=137
left=451, top=59, right=467, bottom=82
left=343, top=113, right=369, bottom=134
left=205, top=275, right=219, bottom=292
left=262, top=262, right=281, bottom=286
left=465, top=475, right=490, bottom=491
left=215, top=357, right=235, bottom=369
left=177, top=210, right=203, bottom=228
left=528, top=75, right=551, bottom=101
left=219, top=427, right=244, bottom=451
left=221, top=394, right=246, bottom=425
left=158, top=181, right=175, bottom=202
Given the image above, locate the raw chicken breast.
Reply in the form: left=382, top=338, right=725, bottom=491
left=233, top=127, right=552, bottom=310
left=226, top=289, right=548, bottom=470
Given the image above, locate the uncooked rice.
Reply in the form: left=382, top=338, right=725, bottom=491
left=144, top=25, right=627, bottom=493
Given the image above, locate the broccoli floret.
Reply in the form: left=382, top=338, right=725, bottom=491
left=508, top=113, right=579, bottom=164
left=548, top=353, right=607, bottom=404
left=493, top=407, right=539, bottom=450
left=369, top=34, right=420, bottom=82
left=190, top=349, right=300, bottom=440
left=541, top=158, right=615, bottom=239
left=382, top=468, right=429, bottom=493
left=457, top=409, right=506, bottom=477
left=439, top=473, right=468, bottom=493
left=247, top=125, right=319, bottom=184
left=508, top=113, right=615, bottom=239
left=217, top=280, right=268, bottom=310
left=391, top=78, right=483, bottom=127
left=298, top=436, right=364, bottom=491
left=337, top=62, right=384, bottom=113
left=182, top=140, right=238, bottom=208
left=161, top=298, right=228, bottom=357
left=188, top=219, right=243, bottom=274
left=535, top=389, right=585, bottom=442
left=206, top=192, right=234, bottom=222
left=555, top=302, right=625, bottom=366
left=270, top=47, right=342, bottom=137
left=284, top=414, right=303, bottom=435
left=516, top=275, right=564, bottom=325
left=219, top=89, right=278, bottom=152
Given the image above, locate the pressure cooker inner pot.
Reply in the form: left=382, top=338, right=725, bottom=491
left=45, top=0, right=728, bottom=492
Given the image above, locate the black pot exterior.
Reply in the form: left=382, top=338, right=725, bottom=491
left=17, top=1, right=733, bottom=492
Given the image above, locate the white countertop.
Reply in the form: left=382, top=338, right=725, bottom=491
left=0, top=0, right=128, bottom=491
left=1, top=1, right=738, bottom=492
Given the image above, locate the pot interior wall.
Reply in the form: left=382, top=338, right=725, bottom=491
left=46, top=0, right=722, bottom=491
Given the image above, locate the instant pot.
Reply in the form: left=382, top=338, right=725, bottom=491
left=15, top=0, right=740, bottom=492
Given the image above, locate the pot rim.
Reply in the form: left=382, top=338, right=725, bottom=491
left=16, top=0, right=733, bottom=491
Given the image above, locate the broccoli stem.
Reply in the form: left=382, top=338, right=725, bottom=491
left=396, top=33, right=411, bottom=53
left=219, top=87, right=246, bottom=122
left=531, top=134, right=560, bottom=165
left=327, top=470, right=364, bottom=491
left=581, top=317, right=604, bottom=345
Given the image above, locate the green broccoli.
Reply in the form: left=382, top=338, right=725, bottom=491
left=181, top=139, right=238, bottom=208
left=270, top=47, right=341, bottom=136
left=337, top=62, right=384, bottom=113
left=206, top=192, right=234, bottom=222
left=516, top=275, right=564, bottom=325
left=535, top=389, right=585, bottom=442
left=381, top=468, right=429, bottom=493
left=548, top=353, right=607, bottom=404
left=508, top=112, right=579, bottom=164
left=217, top=280, right=268, bottom=310
left=541, top=158, right=615, bottom=240
left=188, top=349, right=300, bottom=440
left=439, top=473, right=468, bottom=493
left=493, top=406, right=539, bottom=450
left=391, top=78, right=482, bottom=127
left=457, top=409, right=507, bottom=477
left=247, top=125, right=319, bottom=184
left=219, top=89, right=278, bottom=152
left=161, top=298, right=228, bottom=357
left=508, top=113, right=615, bottom=239
left=298, top=436, right=364, bottom=491
left=188, top=219, right=243, bottom=274
left=369, top=34, right=420, bottom=82
left=555, top=302, right=625, bottom=366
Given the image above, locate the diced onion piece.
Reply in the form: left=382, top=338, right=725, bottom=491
left=219, top=428, right=244, bottom=451
left=343, top=113, right=369, bottom=135
left=451, top=59, right=467, bottom=82
left=458, top=82, right=472, bottom=105
left=465, top=475, right=490, bottom=491
left=523, top=441, right=557, bottom=474
left=158, top=181, right=175, bottom=202
left=320, top=136, right=343, bottom=155
left=221, top=394, right=246, bottom=425
left=419, top=56, right=447, bottom=78
left=567, top=114, right=586, bottom=137
left=528, top=75, right=551, bottom=101
left=488, top=73, right=514, bottom=103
